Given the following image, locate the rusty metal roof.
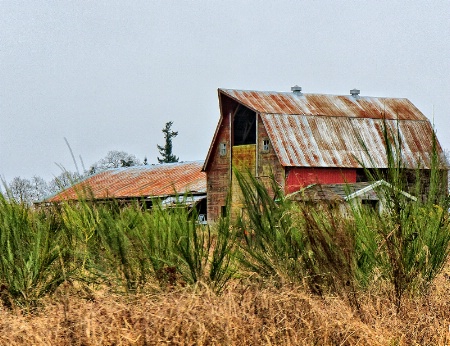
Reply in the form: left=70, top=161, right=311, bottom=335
left=220, top=89, right=428, bottom=120
left=47, top=161, right=206, bottom=202
left=261, top=114, right=439, bottom=169
left=207, top=89, right=442, bottom=170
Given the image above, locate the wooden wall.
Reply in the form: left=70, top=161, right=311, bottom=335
left=257, top=114, right=285, bottom=196
left=206, top=111, right=231, bottom=221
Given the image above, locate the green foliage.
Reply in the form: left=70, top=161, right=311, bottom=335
left=136, top=199, right=237, bottom=292
left=233, top=170, right=358, bottom=305
left=353, top=120, right=450, bottom=310
left=232, top=119, right=449, bottom=311
left=233, top=170, right=305, bottom=281
left=0, top=195, right=68, bottom=309
left=157, top=121, right=179, bottom=163
left=209, top=203, right=237, bottom=292
left=57, top=195, right=237, bottom=294
left=0, top=127, right=448, bottom=314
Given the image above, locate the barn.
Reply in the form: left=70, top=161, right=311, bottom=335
left=46, top=161, right=207, bottom=217
left=202, top=87, right=445, bottom=221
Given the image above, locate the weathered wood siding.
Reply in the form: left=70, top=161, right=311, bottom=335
left=206, top=111, right=231, bottom=221
left=257, top=114, right=285, bottom=195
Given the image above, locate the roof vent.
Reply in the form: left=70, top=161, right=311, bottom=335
left=291, top=85, right=302, bottom=95
left=350, top=88, right=360, bottom=98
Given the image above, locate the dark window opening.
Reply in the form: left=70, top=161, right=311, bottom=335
left=221, top=205, right=227, bottom=217
left=233, top=106, right=256, bottom=146
left=362, top=199, right=378, bottom=210
left=356, top=169, right=368, bottom=182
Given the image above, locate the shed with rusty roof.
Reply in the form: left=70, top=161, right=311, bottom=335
left=203, top=87, right=445, bottom=221
left=46, top=161, right=207, bottom=216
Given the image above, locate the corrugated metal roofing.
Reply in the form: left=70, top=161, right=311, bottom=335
left=261, top=114, right=438, bottom=169
left=288, top=184, right=346, bottom=202
left=220, top=89, right=428, bottom=121
left=47, top=161, right=206, bottom=202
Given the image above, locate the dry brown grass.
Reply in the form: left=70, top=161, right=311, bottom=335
left=0, top=264, right=449, bottom=346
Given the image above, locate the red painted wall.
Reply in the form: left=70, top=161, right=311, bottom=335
left=285, top=167, right=356, bottom=194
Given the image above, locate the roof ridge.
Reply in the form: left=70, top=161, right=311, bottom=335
left=219, top=88, right=409, bottom=100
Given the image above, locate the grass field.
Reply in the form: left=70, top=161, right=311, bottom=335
left=0, top=162, right=449, bottom=344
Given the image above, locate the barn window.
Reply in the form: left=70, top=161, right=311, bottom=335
left=262, top=139, right=270, bottom=152
left=219, top=142, right=227, bottom=156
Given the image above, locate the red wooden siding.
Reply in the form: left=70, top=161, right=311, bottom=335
left=285, top=167, right=356, bottom=194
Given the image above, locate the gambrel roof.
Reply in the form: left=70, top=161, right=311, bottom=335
left=204, top=88, right=442, bottom=170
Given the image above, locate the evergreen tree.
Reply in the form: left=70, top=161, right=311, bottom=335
left=157, top=121, right=179, bottom=163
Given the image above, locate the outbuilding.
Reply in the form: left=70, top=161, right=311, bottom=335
left=46, top=160, right=207, bottom=218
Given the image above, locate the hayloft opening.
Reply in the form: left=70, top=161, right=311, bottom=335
left=233, top=106, right=256, bottom=146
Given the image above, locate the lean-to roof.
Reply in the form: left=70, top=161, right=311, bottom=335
left=288, top=180, right=416, bottom=202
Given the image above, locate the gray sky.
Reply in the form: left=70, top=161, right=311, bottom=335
left=1, top=1, right=449, bottom=182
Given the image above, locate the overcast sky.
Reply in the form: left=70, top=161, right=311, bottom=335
left=1, top=1, right=449, bottom=182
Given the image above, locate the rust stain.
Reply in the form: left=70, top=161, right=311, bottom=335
left=261, top=114, right=439, bottom=169
left=48, top=161, right=206, bottom=202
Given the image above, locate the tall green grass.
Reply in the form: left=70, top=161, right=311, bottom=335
left=0, top=129, right=448, bottom=313
left=352, top=121, right=450, bottom=310
left=233, top=170, right=359, bottom=308
left=0, top=189, right=239, bottom=309
left=231, top=119, right=449, bottom=311
left=58, top=195, right=237, bottom=293
left=0, top=194, right=68, bottom=309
